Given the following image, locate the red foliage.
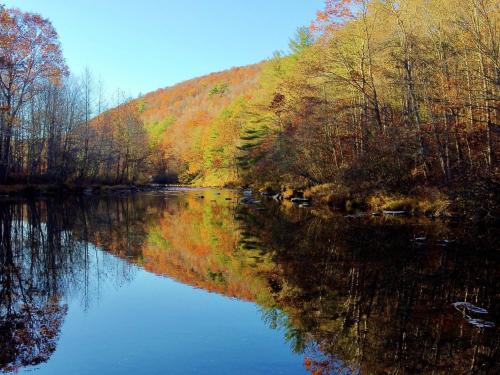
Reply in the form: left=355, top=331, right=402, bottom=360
left=310, top=0, right=362, bottom=35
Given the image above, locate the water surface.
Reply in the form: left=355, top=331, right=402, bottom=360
left=0, top=189, right=498, bottom=374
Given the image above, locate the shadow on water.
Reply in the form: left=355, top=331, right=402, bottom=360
left=0, top=190, right=498, bottom=374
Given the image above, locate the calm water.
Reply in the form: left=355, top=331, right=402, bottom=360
left=0, top=189, right=498, bottom=374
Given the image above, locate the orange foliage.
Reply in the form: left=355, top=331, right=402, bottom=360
left=132, top=63, right=264, bottom=178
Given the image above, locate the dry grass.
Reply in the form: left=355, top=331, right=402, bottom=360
left=368, top=188, right=451, bottom=216
left=304, top=183, right=351, bottom=208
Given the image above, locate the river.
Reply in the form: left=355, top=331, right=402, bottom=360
left=0, top=188, right=498, bottom=374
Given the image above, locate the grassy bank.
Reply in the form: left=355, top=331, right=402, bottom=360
left=253, top=182, right=499, bottom=221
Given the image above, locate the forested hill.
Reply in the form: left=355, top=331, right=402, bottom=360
left=129, top=63, right=264, bottom=186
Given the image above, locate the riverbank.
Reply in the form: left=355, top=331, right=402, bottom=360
left=0, top=183, right=157, bottom=197
left=249, top=182, right=499, bottom=222
left=2, top=181, right=498, bottom=222
left=0, top=182, right=224, bottom=199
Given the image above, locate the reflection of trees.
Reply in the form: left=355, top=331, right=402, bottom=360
left=0, top=198, right=139, bottom=373
left=238, top=205, right=500, bottom=374
left=0, top=202, right=70, bottom=372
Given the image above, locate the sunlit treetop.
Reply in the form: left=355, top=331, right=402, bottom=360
left=310, top=0, right=363, bottom=36
left=0, top=6, right=68, bottom=113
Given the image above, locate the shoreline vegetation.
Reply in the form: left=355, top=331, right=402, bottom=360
left=0, top=181, right=497, bottom=222
left=1, top=2, right=498, bottom=222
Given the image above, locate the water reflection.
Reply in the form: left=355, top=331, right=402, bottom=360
left=237, top=203, right=500, bottom=374
left=0, top=199, right=136, bottom=372
left=0, top=191, right=498, bottom=374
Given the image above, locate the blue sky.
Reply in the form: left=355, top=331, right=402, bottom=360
left=4, top=0, right=323, bottom=98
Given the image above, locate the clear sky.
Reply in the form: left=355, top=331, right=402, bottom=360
left=4, top=0, right=324, bottom=98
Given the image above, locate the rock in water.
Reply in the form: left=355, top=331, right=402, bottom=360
left=452, top=301, right=488, bottom=314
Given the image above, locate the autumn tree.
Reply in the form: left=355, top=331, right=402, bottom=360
left=0, top=6, right=67, bottom=181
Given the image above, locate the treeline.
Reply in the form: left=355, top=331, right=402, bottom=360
left=0, top=6, right=151, bottom=185
left=236, top=0, right=499, bottom=207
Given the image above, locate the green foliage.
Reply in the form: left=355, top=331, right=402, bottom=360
left=208, top=81, right=229, bottom=97
left=146, top=116, right=174, bottom=140
left=194, top=97, right=250, bottom=186
left=137, top=100, right=146, bottom=113
left=236, top=127, right=268, bottom=170
left=148, top=230, right=172, bottom=250
left=288, top=26, right=314, bottom=55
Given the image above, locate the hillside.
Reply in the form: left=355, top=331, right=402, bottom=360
left=131, top=63, right=265, bottom=186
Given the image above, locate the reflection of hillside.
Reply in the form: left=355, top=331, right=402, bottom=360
left=76, top=191, right=275, bottom=303
left=60, top=194, right=277, bottom=319
left=142, top=193, right=276, bottom=301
